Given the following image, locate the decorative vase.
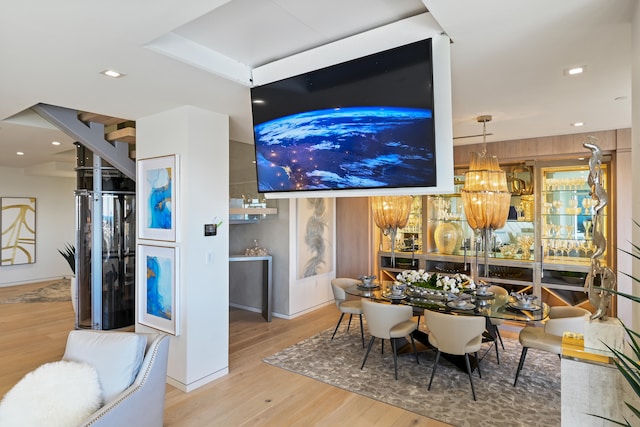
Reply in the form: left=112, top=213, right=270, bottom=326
left=434, top=222, right=459, bottom=255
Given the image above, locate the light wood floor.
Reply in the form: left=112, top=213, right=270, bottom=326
left=0, top=283, right=519, bottom=426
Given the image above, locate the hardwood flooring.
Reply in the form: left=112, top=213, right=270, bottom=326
left=2, top=282, right=521, bottom=426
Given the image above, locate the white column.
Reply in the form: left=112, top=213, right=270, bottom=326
left=137, top=106, right=230, bottom=391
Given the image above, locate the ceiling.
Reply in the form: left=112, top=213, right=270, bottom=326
left=0, top=0, right=635, bottom=175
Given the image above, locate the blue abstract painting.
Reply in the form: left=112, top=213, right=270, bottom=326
left=145, top=167, right=172, bottom=230
left=146, top=253, right=172, bottom=320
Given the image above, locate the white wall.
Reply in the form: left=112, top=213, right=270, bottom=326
left=0, top=167, right=75, bottom=286
left=136, top=106, right=230, bottom=392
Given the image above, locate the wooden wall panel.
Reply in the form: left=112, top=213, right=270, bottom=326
left=454, top=130, right=619, bottom=166
left=335, top=197, right=373, bottom=279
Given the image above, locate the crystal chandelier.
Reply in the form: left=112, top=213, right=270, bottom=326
left=461, top=115, right=510, bottom=274
left=371, top=196, right=413, bottom=267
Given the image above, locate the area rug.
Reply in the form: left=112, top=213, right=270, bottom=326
left=263, top=326, right=560, bottom=427
left=0, top=280, right=71, bottom=304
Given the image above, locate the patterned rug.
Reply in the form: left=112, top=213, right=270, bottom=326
left=0, top=279, right=71, bottom=303
left=263, top=326, right=560, bottom=427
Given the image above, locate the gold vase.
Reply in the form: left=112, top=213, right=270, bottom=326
left=434, top=222, right=459, bottom=255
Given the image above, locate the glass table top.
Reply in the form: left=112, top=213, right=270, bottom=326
left=345, top=282, right=550, bottom=322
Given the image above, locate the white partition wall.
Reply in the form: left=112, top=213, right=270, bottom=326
left=137, top=105, right=230, bottom=391
left=288, top=198, right=336, bottom=317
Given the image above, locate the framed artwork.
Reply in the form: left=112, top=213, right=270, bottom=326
left=138, top=154, right=178, bottom=241
left=1, top=197, right=36, bottom=266
left=296, top=198, right=334, bottom=279
left=138, top=244, right=179, bottom=335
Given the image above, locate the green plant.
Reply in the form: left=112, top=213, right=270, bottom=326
left=57, top=243, right=75, bottom=274
left=590, top=220, right=640, bottom=426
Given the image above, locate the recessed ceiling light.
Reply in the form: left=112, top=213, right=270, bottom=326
left=16, top=151, right=24, bottom=156
left=571, top=122, right=584, bottom=127
left=252, top=99, right=264, bottom=104
left=101, top=69, right=125, bottom=78
left=564, top=66, right=586, bottom=76
left=51, top=141, right=61, bottom=146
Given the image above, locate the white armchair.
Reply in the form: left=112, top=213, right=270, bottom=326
left=0, top=331, right=169, bottom=427
left=75, top=332, right=170, bottom=427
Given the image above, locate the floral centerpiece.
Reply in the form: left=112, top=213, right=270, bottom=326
left=395, top=269, right=475, bottom=295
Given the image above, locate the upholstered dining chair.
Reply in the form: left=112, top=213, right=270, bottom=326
left=360, top=299, right=419, bottom=380
left=425, top=310, right=486, bottom=401
left=331, top=278, right=365, bottom=347
left=513, top=306, right=590, bottom=386
left=486, top=285, right=509, bottom=363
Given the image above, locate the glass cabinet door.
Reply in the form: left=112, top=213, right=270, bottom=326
left=539, top=162, right=610, bottom=309
left=540, top=165, right=608, bottom=267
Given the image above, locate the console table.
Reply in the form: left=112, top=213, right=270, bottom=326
left=229, top=254, right=273, bottom=322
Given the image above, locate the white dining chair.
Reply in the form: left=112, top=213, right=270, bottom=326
left=361, top=299, right=419, bottom=380
left=330, top=278, right=365, bottom=347
left=425, top=310, right=486, bottom=401
left=513, top=305, right=590, bottom=386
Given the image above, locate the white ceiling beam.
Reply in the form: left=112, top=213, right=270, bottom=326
left=146, top=32, right=254, bottom=86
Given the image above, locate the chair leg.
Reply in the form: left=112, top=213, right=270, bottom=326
left=513, top=347, right=529, bottom=386
left=392, top=338, right=399, bottom=380
left=428, top=349, right=441, bottom=391
left=465, top=353, right=477, bottom=401
left=496, top=327, right=505, bottom=350
left=486, top=322, right=500, bottom=365
left=359, top=314, right=365, bottom=348
left=331, top=313, right=345, bottom=341
left=347, top=314, right=353, bottom=332
left=381, top=339, right=384, bottom=354
left=361, top=336, right=376, bottom=370
left=475, top=351, right=481, bottom=378
left=410, top=334, right=419, bottom=365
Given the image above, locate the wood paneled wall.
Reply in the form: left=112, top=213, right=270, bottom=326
left=454, top=130, right=620, bottom=166
left=335, top=197, right=372, bottom=278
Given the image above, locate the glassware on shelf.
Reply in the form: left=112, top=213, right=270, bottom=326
left=515, top=205, right=524, bottom=221
left=568, top=240, right=581, bottom=257
left=564, top=225, right=574, bottom=239
left=552, top=200, right=564, bottom=214
left=583, top=220, right=593, bottom=240
left=567, top=198, right=579, bottom=215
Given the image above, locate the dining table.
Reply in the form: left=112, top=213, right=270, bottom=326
left=345, top=281, right=550, bottom=322
left=345, top=280, right=550, bottom=368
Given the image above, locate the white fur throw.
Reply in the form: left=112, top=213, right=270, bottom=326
left=0, top=360, right=102, bottom=427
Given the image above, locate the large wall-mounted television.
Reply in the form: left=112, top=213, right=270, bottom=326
left=250, top=35, right=453, bottom=199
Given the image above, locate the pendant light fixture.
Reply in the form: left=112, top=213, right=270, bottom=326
left=371, top=196, right=413, bottom=268
left=461, top=115, right=510, bottom=276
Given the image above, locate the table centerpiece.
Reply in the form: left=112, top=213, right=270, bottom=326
left=395, top=269, right=476, bottom=299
